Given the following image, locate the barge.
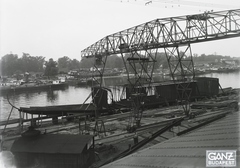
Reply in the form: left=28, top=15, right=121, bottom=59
left=15, top=77, right=220, bottom=124
left=0, top=80, right=67, bottom=94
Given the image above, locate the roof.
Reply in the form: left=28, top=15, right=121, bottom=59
left=102, top=111, right=240, bottom=168
left=11, top=134, right=93, bottom=154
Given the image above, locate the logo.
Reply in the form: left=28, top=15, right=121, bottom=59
left=206, top=150, right=236, bottom=167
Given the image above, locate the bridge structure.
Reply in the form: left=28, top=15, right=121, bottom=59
left=81, top=9, right=240, bottom=129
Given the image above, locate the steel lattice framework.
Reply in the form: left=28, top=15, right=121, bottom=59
left=82, top=9, right=240, bottom=57
left=81, top=9, right=240, bottom=128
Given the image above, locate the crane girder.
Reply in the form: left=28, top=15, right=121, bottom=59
left=81, top=9, right=240, bottom=57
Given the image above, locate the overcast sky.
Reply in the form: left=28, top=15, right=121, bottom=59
left=1, top=0, right=240, bottom=61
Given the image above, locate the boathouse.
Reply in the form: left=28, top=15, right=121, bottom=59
left=11, top=134, right=95, bottom=168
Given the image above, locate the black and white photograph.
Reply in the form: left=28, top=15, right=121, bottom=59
left=0, top=0, right=240, bottom=167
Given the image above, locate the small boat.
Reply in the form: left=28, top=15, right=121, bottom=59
left=86, top=78, right=99, bottom=86
left=76, top=78, right=87, bottom=86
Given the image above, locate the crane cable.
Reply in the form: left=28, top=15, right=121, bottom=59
left=105, top=0, right=240, bottom=11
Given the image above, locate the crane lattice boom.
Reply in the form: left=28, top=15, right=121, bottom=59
left=81, top=9, right=240, bottom=57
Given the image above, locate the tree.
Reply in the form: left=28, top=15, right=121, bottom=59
left=35, top=56, right=45, bottom=72
left=58, top=56, right=70, bottom=72
left=105, top=55, right=124, bottom=69
left=44, top=58, right=58, bottom=77
left=79, top=57, right=95, bottom=68
left=1, top=54, right=19, bottom=76
left=69, top=59, right=80, bottom=70
left=19, top=53, right=45, bottom=73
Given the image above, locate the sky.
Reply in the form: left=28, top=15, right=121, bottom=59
left=0, top=0, right=240, bottom=61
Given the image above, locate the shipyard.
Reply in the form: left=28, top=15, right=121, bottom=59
left=1, top=1, right=240, bottom=168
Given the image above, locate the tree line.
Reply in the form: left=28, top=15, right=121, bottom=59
left=0, top=52, right=237, bottom=77
left=1, top=53, right=45, bottom=76
left=0, top=53, right=82, bottom=77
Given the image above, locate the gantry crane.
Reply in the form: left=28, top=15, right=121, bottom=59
left=81, top=9, right=240, bottom=129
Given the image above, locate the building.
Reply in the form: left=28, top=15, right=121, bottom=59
left=11, top=133, right=95, bottom=168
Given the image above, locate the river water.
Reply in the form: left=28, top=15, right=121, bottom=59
left=0, top=76, right=129, bottom=122
left=1, top=72, right=240, bottom=122
left=200, top=72, right=240, bottom=88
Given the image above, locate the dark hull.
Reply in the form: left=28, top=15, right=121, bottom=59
left=18, top=77, right=219, bottom=116
left=20, top=103, right=108, bottom=115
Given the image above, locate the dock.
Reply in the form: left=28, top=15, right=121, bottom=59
left=0, top=85, right=239, bottom=168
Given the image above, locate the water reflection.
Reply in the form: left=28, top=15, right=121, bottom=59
left=0, top=86, right=90, bottom=122
left=46, top=90, right=59, bottom=102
